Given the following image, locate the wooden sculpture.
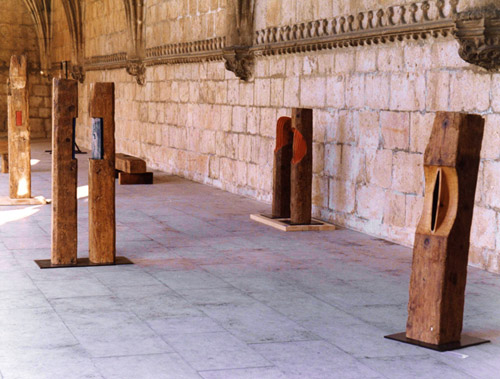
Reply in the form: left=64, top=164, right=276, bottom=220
left=250, top=109, right=334, bottom=232
left=8, top=55, right=30, bottom=199
left=290, top=108, right=313, bottom=225
left=51, top=78, right=78, bottom=265
left=89, top=82, right=116, bottom=264
left=272, top=116, right=293, bottom=218
left=386, top=112, right=488, bottom=351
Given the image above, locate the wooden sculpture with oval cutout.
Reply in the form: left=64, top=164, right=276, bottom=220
left=405, top=112, right=485, bottom=346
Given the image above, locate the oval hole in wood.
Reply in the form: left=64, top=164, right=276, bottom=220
left=430, top=168, right=441, bottom=233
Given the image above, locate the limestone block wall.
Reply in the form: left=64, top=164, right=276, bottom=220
left=42, top=0, right=500, bottom=274
left=146, top=0, right=226, bottom=47
left=0, top=0, right=51, bottom=137
left=84, top=0, right=128, bottom=58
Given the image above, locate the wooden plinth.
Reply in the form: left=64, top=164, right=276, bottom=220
left=8, top=55, right=31, bottom=199
left=118, top=171, right=153, bottom=185
left=250, top=214, right=336, bottom=232
left=402, top=112, right=485, bottom=346
left=51, top=78, right=78, bottom=266
left=290, top=108, right=313, bottom=225
left=385, top=332, right=489, bottom=352
left=89, top=82, right=116, bottom=265
left=35, top=256, right=133, bottom=269
left=272, top=117, right=293, bottom=219
left=0, top=196, right=47, bottom=206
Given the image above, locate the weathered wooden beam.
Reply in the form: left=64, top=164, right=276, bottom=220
left=89, top=82, right=116, bottom=264
left=290, top=108, right=313, bottom=225
left=406, top=112, right=485, bottom=346
left=118, top=171, right=153, bottom=185
left=115, top=153, right=146, bottom=173
left=51, top=78, right=78, bottom=266
left=8, top=55, right=30, bottom=199
left=272, top=116, right=293, bottom=219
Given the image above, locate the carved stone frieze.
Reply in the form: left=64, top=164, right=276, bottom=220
left=223, top=48, right=255, bottom=81
left=455, top=6, right=500, bottom=70
left=126, top=60, right=146, bottom=85
left=253, top=0, right=457, bottom=56
left=81, top=0, right=458, bottom=80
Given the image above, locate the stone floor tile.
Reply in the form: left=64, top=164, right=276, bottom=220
left=93, top=353, right=200, bottom=379
left=163, top=331, right=270, bottom=371
left=51, top=296, right=172, bottom=357
left=199, top=366, right=287, bottom=379
left=35, top=278, right=113, bottom=299
left=0, top=346, right=102, bottom=379
left=252, top=340, right=382, bottom=379
left=147, top=315, right=225, bottom=337
left=152, top=269, right=230, bottom=291
left=360, top=355, right=474, bottom=379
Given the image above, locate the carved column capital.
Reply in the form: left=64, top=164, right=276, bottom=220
left=71, top=64, right=85, bottom=83
left=455, top=6, right=500, bottom=70
left=126, top=60, right=146, bottom=85
left=223, top=47, right=255, bottom=81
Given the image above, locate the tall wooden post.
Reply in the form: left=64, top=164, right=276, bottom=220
left=386, top=112, right=488, bottom=351
left=51, top=79, right=78, bottom=265
left=89, top=83, right=116, bottom=264
left=290, top=108, right=313, bottom=225
left=272, top=116, right=293, bottom=219
left=7, top=55, right=30, bottom=199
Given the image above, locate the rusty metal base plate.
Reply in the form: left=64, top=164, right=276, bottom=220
left=385, top=332, right=489, bottom=352
left=35, top=256, right=133, bottom=269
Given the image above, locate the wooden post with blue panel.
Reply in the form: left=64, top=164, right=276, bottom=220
left=89, top=82, right=117, bottom=264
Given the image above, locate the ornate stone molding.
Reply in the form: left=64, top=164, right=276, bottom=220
left=85, top=53, right=128, bottom=70
left=253, top=0, right=457, bottom=56
left=82, top=0, right=458, bottom=80
left=455, top=6, right=500, bottom=70
left=145, top=37, right=226, bottom=65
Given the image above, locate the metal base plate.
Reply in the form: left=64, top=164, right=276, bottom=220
left=35, top=256, right=133, bottom=269
left=385, top=332, right=490, bottom=352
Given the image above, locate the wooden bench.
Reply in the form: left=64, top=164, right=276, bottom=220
left=115, top=153, right=153, bottom=185
left=0, top=139, right=8, bottom=174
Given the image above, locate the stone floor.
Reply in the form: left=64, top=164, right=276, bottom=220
left=0, top=141, right=499, bottom=379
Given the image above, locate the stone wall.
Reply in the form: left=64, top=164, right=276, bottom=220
left=0, top=0, right=51, bottom=137
left=32, top=0, right=500, bottom=273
